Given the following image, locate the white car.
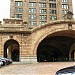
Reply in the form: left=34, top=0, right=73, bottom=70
left=0, top=59, right=3, bottom=67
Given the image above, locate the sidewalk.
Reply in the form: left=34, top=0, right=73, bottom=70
left=0, top=62, right=75, bottom=75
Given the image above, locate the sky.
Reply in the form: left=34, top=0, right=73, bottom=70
left=0, top=0, right=75, bottom=21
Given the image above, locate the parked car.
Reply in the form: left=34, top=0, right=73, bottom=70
left=0, top=57, right=7, bottom=66
left=0, top=57, right=12, bottom=66
left=0, top=59, right=3, bottom=67
left=55, top=66, right=75, bottom=75
left=2, top=58, right=12, bottom=65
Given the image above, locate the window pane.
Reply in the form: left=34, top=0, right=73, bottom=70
left=62, top=10, right=67, bottom=14
left=50, top=9, right=56, bottom=14
left=29, top=2, right=36, bottom=7
left=15, top=8, right=22, bottom=13
left=30, top=21, right=37, bottom=26
left=29, top=14, right=36, bottom=20
left=49, top=3, right=56, bottom=8
left=15, top=14, right=22, bottom=18
left=50, top=16, right=57, bottom=20
left=15, top=1, right=22, bottom=6
left=49, top=0, right=56, bottom=1
left=62, top=4, right=68, bottom=9
left=62, top=0, right=68, bottom=2
left=40, top=9, right=47, bottom=14
left=29, top=8, right=36, bottom=13
left=39, top=15, right=47, bottom=20
left=39, top=3, right=46, bottom=8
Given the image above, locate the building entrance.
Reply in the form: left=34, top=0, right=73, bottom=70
left=4, top=39, right=19, bottom=61
left=37, top=36, right=75, bottom=62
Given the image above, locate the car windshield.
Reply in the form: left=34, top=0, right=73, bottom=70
left=60, top=72, right=75, bottom=75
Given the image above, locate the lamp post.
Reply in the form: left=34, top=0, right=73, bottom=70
left=67, top=11, right=73, bottom=20
left=67, top=11, right=74, bottom=30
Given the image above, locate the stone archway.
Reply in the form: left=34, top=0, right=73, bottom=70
left=4, top=39, right=20, bottom=61
left=33, top=30, right=75, bottom=62
left=69, top=43, right=75, bottom=61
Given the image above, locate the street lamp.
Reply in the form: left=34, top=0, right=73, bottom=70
left=67, top=11, right=74, bottom=30
left=67, top=11, right=73, bottom=20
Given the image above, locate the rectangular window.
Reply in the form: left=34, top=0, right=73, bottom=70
left=49, top=3, right=56, bottom=8
left=15, top=1, right=22, bottom=6
left=50, top=16, right=57, bottom=20
left=29, top=8, right=36, bottom=13
left=29, top=0, right=36, bottom=1
left=29, top=2, right=36, bottom=7
left=15, top=14, right=22, bottom=19
left=39, top=21, right=47, bottom=25
left=39, top=15, right=47, bottom=20
left=30, top=21, right=37, bottom=26
left=50, top=9, right=56, bottom=14
left=62, top=10, right=67, bottom=14
left=40, top=0, right=46, bottom=1
left=40, top=9, right=47, bottom=14
left=15, top=8, right=22, bottom=13
left=29, top=14, right=36, bottom=20
left=62, top=4, right=68, bottom=9
left=49, top=0, right=56, bottom=1
left=62, top=0, right=68, bottom=2
left=39, top=3, right=46, bottom=8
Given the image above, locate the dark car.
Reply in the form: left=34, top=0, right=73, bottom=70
left=0, top=57, right=12, bottom=65
left=4, top=58, right=12, bottom=64
left=55, top=66, right=75, bottom=75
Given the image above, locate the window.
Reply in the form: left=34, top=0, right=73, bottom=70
left=29, top=2, right=36, bottom=7
left=50, top=9, right=56, bottom=14
left=40, top=0, right=46, bottom=1
left=39, top=21, right=46, bottom=25
left=39, top=3, right=46, bottom=8
left=49, top=0, right=56, bottom=1
left=49, top=3, right=56, bottom=8
left=62, top=4, right=68, bottom=9
left=29, top=8, right=36, bottom=13
left=15, top=1, right=22, bottom=6
left=62, top=0, right=68, bottom=2
left=62, top=10, right=67, bottom=14
left=39, top=15, right=47, bottom=20
left=29, top=14, right=36, bottom=20
left=30, top=21, right=37, bottom=26
left=15, top=8, right=22, bottom=13
left=50, top=16, right=57, bottom=20
left=15, top=14, right=22, bottom=19
left=40, top=9, right=46, bottom=14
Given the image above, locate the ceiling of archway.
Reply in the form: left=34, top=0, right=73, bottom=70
left=46, top=30, right=75, bottom=39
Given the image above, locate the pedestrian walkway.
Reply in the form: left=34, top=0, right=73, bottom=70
left=0, top=62, right=75, bottom=75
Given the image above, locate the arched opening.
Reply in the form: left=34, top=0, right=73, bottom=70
left=4, top=39, right=20, bottom=62
left=37, top=45, right=63, bottom=62
left=37, top=35, right=75, bottom=62
left=71, top=50, right=75, bottom=61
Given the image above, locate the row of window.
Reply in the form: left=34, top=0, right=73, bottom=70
left=15, top=9, right=67, bottom=19
left=15, top=4, right=68, bottom=13
left=15, top=1, right=68, bottom=9
left=15, top=0, right=68, bottom=7
left=29, top=8, right=57, bottom=14
left=62, top=0, right=68, bottom=2
left=15, top=14, right=57, bottom=20
left=15, top=8, right=67, bottom=20
left=15, top=7, right=57, bottom=14
left=29, top=15, right=57, bottom=26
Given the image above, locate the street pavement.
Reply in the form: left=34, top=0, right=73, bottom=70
left=0, top=62, right=75, bottom=75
